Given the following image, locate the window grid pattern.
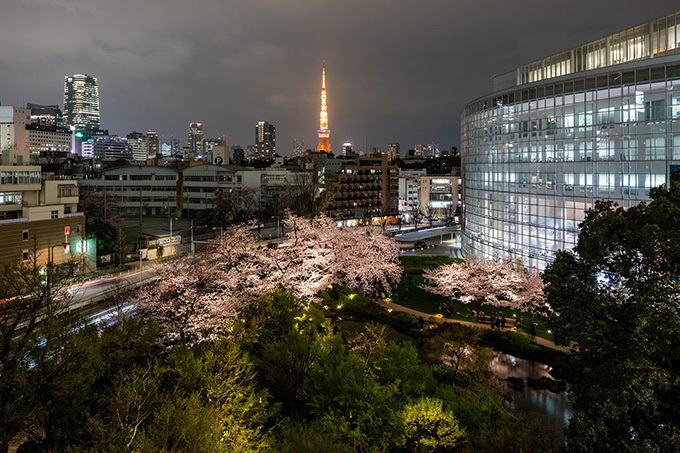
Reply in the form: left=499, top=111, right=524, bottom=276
left=462, top=63, right=680, bottom=271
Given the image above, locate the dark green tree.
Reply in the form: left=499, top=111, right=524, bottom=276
left=544, top=178, right=680, bottom=451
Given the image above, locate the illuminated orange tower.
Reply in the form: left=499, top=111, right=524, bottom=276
left=316, top=61, right=331, bottom=153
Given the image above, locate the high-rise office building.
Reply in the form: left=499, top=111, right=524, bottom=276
left=187, top=122, right=204, bottom=156
left=387, top=143, right=400, bottom=162
left=63, top=74, right=100, bottom=139
left=426, top=142, right=440, bottom=158
left=342, top=142, right=354, bottom=157
left=255, top=121, right=276, bottom=159
left=292, top=139, right=304, bottom=157
left=145, top=130, right=159, bottom=157
left=160, top=138, right=180, bottom=158
left=231, top=144, right=245, bottom=164
left=127, top=131, right=147, bottom=162
left=316, top=61, right=331, bottom=153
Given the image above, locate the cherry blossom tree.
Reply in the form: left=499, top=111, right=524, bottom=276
left=422, top=257, right=545, bottom=313
left=137, top=214, right=402, bottom=344
left=265, top=214, right=402, bottom=299
left=135, top=256, right=240, bottom=346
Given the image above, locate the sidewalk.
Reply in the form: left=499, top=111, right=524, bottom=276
left=376, top=299, right=574, bottom=353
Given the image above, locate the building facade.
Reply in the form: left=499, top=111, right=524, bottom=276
left=329, top=154, right=399, bottom=222
left=27, top=103, right=63, bottom=127
left=26, top=124, right=72, bottom=154
left=0, top=148, right=85, bottom=268
left=387, top=143, right=400, bottom=162
left=0, top=106, right=30, bottom=152
left=461, top=9, right=680, bottom=271
left=398, top=169, right=426, bottom=222
left=63, top=74, right=100, bottom=139
left=187, top=123, right=204, bottom=157
left=81, top=166, right=179, bottom=216
left=418, top=175, right=461, bottom=223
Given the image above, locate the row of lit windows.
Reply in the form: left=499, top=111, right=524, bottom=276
left=516, top=12, right=680, bottom=85
left=0, top=171, right=41, bottom=185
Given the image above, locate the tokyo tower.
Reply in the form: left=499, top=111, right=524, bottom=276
left=316, top=61, right=331, bottom=153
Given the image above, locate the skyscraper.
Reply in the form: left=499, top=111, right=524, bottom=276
left=342, top=142, right=354, bottom=157
left=255, top=120, right=276, bottom=159
left=316, top=61, right=331, bottom=153
left=145, top=130, right=159, bottom=157
left=160, top=138, right=180, bottom=158
left=63, top=74, right=100, bottom=139
left=187, top=122, right=204, bottom=156
left=292, top=139, right=304, bottom=157
left=387, top=143, right=400, bottom=162
left=231, top=144, right=245, bottom=164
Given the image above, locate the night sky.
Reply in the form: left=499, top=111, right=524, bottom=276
left=1, top=0, right=678, bottom=154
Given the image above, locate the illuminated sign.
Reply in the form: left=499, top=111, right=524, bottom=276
left=148, top=236, right=182, bottom=247
left=64, top=226, right=70, bottom=235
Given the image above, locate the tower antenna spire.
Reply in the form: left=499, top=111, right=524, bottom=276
left=317, top=61, right=331, bottom=152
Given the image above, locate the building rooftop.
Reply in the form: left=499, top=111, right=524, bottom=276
left=493, top=9, right=680, bottom=91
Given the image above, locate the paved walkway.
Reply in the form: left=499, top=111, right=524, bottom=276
left=376, top=299, right=574, bottom=353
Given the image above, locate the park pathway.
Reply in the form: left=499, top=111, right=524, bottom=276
left=375, top=299, right=574, bottom=353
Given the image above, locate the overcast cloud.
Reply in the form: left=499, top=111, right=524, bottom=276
left=1, top=0, right=678, bottom=154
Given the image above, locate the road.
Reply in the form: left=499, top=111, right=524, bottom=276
left=67, top=265, right=159, bottom=312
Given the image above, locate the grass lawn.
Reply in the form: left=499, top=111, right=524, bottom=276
left=395, top=255, right=555, bottom=342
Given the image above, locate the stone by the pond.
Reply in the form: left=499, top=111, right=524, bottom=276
left=505, top=376, right=525, bottom=391
left=527, top=376, right=568, bottom=393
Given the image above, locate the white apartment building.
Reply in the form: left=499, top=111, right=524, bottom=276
left=0, top=106, right=30, bottom=152
left=0, top=148, right=85, bottom=268
left=398, top=169, right=426, bottom=221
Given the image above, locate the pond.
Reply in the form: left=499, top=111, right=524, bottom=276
left=490, top=352, right=573, bottom=436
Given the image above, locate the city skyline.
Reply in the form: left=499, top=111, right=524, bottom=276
left=1, top=0, right=679, bottom=153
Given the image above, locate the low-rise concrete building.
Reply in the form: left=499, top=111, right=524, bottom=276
left=0, top=148, right=85, bottom=268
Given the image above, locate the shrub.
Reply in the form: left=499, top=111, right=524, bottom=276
left=392, top=312, right=420, bottom=330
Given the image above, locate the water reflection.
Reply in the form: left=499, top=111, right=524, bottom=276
left=490, top=352, right=573, bottom=431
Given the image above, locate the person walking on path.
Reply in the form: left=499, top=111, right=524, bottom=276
left=530, top=322, right=537, bottom=339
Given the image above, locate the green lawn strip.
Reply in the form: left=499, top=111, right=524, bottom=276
left=399, top=254, right=461, bottom=275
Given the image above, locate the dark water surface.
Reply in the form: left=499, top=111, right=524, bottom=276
left=490, top=352, right=573, bottom=433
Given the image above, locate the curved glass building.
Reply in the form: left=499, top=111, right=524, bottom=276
left=462, top=10, right=680, bottom=271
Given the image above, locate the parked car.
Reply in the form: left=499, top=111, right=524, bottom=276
left=413, top=241, right=427, bottom=250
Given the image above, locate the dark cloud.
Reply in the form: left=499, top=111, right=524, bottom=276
left=1, top=0, right=678, bottom=153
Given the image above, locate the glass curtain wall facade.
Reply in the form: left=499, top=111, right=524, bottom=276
left=462, top=10, right=680, bottom=271
left=63, top=74, right=100, bottom=139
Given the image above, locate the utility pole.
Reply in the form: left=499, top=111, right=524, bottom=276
left=191, top=219, right=195, bottom=255
left=139, top=187, right=143, bottom=234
